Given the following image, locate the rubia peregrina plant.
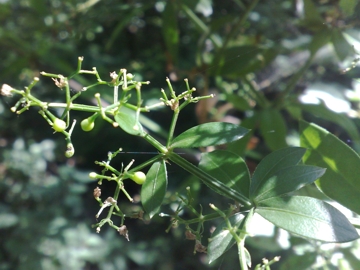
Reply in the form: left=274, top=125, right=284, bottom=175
left=2, top=57, right=359, bottom=270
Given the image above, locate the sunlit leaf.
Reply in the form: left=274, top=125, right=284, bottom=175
left=295, top=103, right=360, bottom=143
left=256, top=196, right=359, bottom=242
left=170, top=122, right=249, bottom=149
left=141, top=160, right=167, bottom=218
left=300, top=121, right=360, bottom=215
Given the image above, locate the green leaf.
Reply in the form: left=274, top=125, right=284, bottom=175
left=308, top=29, right=333, bottom=55
left=256, top=196, right=359, bottom=242
left=300, top=121, right=360, bottom=215
left=299, top=0, right=327, bottom=32
left=259, top=109, right=287, bottom=150
left=250, top=147, right=307, bottom=198
left=199, top=150, right=250, bottom=198
left=303, top=0, right=323, bottom=23
left=252, top=165, right=326, bottom=203
left=208, top=213, right=246, bottom=263
left=162, top=1, right=179, bottom=64
left=226, top=93, right=252, bottom=111
left=295, top=103, right=360, bottom=142
left=114, top=108, right=144, bottom=136
left=212, top=46, right=277, bottom=76
left=339, top=0, right=357, bottom=17
left=331, top=28, right=354, bottom=61
left=170, top=122, right=249, bottom=149
left=141, top=160, right=167, bottom=218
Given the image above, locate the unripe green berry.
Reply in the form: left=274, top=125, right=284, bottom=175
left=53, top=118, right=66, bottom=132
left=81, top=118, right=95, bottom=132
left=129, top=171, right=146, bottom=185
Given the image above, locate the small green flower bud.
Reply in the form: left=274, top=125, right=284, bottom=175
left=89, top=172, right=98, bottom=179
left=126, top=73, right=134, bottom=80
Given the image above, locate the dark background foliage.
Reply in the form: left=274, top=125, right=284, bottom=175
left=1, top=0, right=360, bottom=269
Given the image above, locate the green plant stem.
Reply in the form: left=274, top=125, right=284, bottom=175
left=213, top=0, right=260, bottom=66
left=176, top=207, right=244, bottom=225
left=237, top=208, right=255, bottom=270
left=143, top=133, right=169, bottom=154
left=180, top=3, right=222, bottom=49
left=106, top=184, right=121, bottom=220
left=242, top=75, right=268, bottom=108
left=168, top=152, right=252, bottom=207
left=141, top=132, right=252, bottom=206
left=127, top=154, right=163, bottom=175
left=167, top=108, right=180, bottom=147
left=238, top=240, right=248, bottom=270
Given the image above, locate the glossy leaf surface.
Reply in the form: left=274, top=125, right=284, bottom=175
left=300, top=121, right=360, bottom=214
left=256, top=196, right=359, bottom=242
left=250, top=147, right=307, bottom=197
left=252, top=165, right=326, bottom=203
left=295, top=103, right=360, bottom=142
left=199, top=150, right=250, bottom=198
left=170, top=122, right=249, bottom=149
left=141, top=160, right=167, bottom=218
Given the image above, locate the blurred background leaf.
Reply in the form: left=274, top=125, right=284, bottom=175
left=1, top=0, right=360, bottom=269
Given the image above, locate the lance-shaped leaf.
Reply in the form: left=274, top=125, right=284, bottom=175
left=199, top=150, right=250, bottom=198
left=208, top=213, right=247, bottom=264
left=256, top=196, right=359, bottom=243
left=259, top=109, right=287, bottom=150
left=300, top=121, right=360, bottom=215
left=114, top=109, right=144, bottom=136
left=170, top=122, right=249, bottom=149
left=141, top=160, right=167, bottom=218
left=252, top=165, right=326, bottom=203
left=250, top=147, right=307, bottom=197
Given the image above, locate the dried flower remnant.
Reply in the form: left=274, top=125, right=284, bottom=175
left=195, top=240, right=207, bottom=253
left=118, top=225, right=130, bottom=241
left=110, top=71, right=118, bottom=83
left=185, top=230, right=197, bottom=240
left=94, top=187, right=101, bottom=199
left=52, top=75, right=67, bottom=88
